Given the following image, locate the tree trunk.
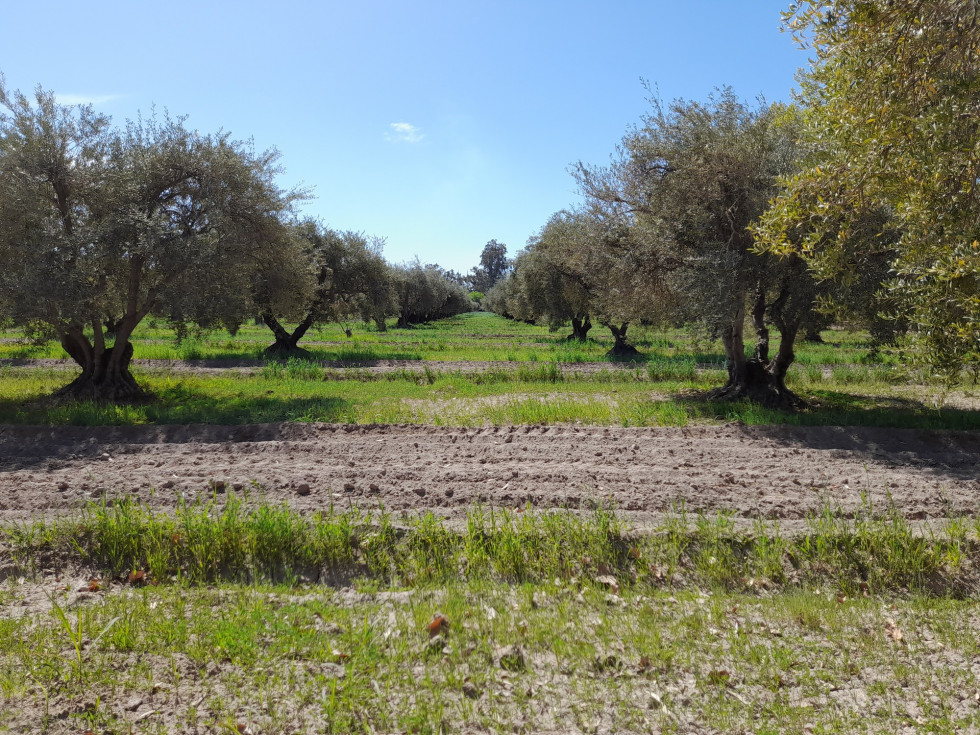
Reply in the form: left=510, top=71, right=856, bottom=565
left=751, top=286, right=769, bottom=363
left=262, top=311, right=313, bottom=358
left=56, top=324, right=145, bottom=402
left=605, top=322, right=639, bottom=357
left=708, top=302, right=805, bottom=409
left=567, top=315, right=592, bottom=341
left=374, top=317, right=387, bottom=333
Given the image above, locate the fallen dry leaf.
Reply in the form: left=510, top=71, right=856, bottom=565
left=128, top=570, right=146, bottom=585
left=885, top=618, right=904, bottom=642
left=427, top=613, right=449, bottom=638
left=86, top=579, right=101, bottom=593
left=707, top=669, right=731, bottom=685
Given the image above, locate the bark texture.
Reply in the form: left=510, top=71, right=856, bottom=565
left=708, top=294, right=805, bottom=409
left=56, top=325, right=145, bottom=401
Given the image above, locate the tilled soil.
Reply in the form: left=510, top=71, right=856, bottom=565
left=1, top=422, right=978, bottom=527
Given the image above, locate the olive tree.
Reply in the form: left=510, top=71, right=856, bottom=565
left=0, top=80, right=299, bottom=400
left=500, top=228, right=594, bottom=340
left=757, top=1, right=980, bottom=388
left=256, top=220, right=396, bottom=355
left=391, top=262, right=471, bottom=326
left=576, top=90, right=815, bottom=405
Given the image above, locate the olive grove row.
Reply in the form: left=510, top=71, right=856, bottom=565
left=487, top=1, right=980, bottom=407
left=0, top=79, right=478, bottom=400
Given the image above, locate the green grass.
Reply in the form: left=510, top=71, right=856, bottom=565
left=2, top=312, right=977, bottom=429
left=3, top=499, right=980, bottom=733
left=5, top=495, right=976, bottom=596
left=2, top=362, right=978, bottom=430
left=0, top=313, right=891, bottom=366
left=7, top=579, right=980, bottom=733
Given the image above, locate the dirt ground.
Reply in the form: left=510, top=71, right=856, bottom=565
left=1, top=422, right=978, bottom=528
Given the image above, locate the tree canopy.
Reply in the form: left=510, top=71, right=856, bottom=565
left=468, top=239, right=510, bottom=293
left=756, top=0, right=980, bottom=387
left=575, top=89, right=814, bottom=403
left=256, top=220, right=396, bottom=355
left=0, top=79, right=300, bottom=399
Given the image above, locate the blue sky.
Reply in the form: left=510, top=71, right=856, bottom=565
left=1, top=1, right=809, bottom=274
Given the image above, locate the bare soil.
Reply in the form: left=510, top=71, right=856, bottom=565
left=1, top=422, right=978, bottom=528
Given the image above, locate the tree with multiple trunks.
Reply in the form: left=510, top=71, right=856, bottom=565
left=0, top=79, right=300, bottom=400
left=256, top=220, right=396, bottom=355
left=575, top=90, right=816, bottom=405
left=756, top=0, right=980, bottom=388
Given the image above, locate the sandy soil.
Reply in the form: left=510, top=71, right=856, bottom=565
left=1, top=422, right=978, bottom=527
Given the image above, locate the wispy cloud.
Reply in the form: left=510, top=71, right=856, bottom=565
left=385, top=122, right=424, bottom=144
left=55, top=93, right=121, bottom=107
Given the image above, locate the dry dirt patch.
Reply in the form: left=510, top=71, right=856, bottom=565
left=1, top=423, right=978, bottom=527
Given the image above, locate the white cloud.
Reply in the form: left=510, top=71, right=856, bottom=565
left=385, top=122, right=424, bottom=144
left=55, top=93, right=121, bottom=107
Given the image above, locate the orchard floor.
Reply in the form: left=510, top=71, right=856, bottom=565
left=1, top=422, right=978, bottom=529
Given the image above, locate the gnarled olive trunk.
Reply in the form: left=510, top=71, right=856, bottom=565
left=708, top=296, right=805, bottom=409
left=605, top=322, right=639, bottom=357
left=567, top=315, right=592, bottom=341
left=57, top=322, right=145, bottom=402
left=262, top=311, right=315, bottom=357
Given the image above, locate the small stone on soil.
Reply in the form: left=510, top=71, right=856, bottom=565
left=296, top=483, right=311, bottom=496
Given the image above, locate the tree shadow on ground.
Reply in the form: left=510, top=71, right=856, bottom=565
left=0, top=388, right=351, bottom=470
left=672, top=390, right=980, bottom=485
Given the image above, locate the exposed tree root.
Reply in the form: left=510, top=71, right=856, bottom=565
left=707, top=359, right=807, bottom=410
left=263, top=341, right=314, bottom=359
left=606, top=343, right=641, bottom=358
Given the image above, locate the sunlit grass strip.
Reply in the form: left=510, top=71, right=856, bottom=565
left=1, top=363, right=977, bottom=428
left=0, top=312, right=892, bottom=366
left=5, top=497, right=977, bottom=595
